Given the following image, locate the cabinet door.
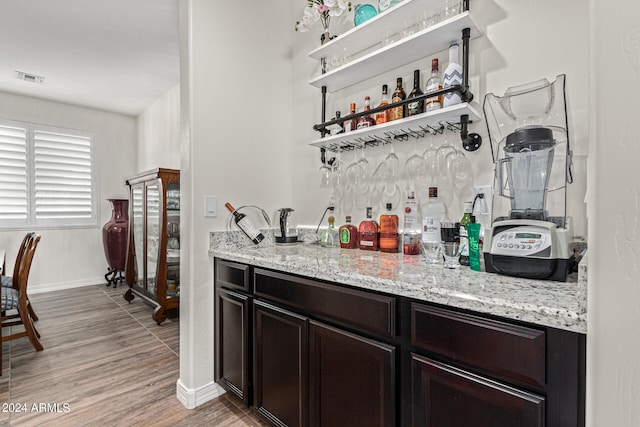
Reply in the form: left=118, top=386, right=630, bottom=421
left=309, top=321, right=396, bottom=427
left=130, top=184, right=145, bottom=290
left=145, top=181, right=161, bottom=298
left=215, top=288, right=250, bottom=405
left=254, top=300, right=308, bottom=427
left=411, top=354, right=545, bottom=427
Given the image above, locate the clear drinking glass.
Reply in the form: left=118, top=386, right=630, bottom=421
left=422, top=240, right=442, bottom=264
left=442, top=242, right=461, bottom=269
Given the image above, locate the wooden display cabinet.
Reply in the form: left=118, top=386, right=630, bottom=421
left=124, top=168, right=180, bottom=324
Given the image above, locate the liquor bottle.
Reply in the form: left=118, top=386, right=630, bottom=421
left=375, top=84, right=391, bottom=125
left=402, top=191, right=421, bottom=255
left=422, top=187, right=447, bottom=263
left=443, top=43, right=463, bottom=108
left=345, top=102, right=357, bottom=132
left=357, top=96, right=376, bottom=129
left=335, top=111, right=344, bottom=134
left=358, top=207, right=379, bottom=251
left=320, top=215, right=340, bottom=247
left=225, top=202, right=265, bottom=245
left=327, top=111, right=344, bottom=135
left=379, top=203, right=399, bottom=253
left=425, top=58, right=443, bottom=112
left=406, top=69, right=424, bottom=116
left=339, top=216, right=358, bottom=249
left=458, top=201, right=472, bottom=265
left=390, top=77, right=406, bottom=121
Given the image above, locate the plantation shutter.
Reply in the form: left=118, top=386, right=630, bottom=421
left=0, top=121, right=28, bottom=224
left=33, top=127, right=95, bottom=224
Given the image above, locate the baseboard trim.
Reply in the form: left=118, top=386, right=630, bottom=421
left=30, top=277, right=107, bottom=294
left=176, top=379, right=226, bottom=409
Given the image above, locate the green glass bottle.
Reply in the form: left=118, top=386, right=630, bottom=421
left=458, top=201, right=472, bottom=265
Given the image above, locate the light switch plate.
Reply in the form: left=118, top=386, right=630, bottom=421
left=204, top=196, right=217, bottom=218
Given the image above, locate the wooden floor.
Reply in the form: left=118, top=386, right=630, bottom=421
left=0, top=284, right=266, bottom=426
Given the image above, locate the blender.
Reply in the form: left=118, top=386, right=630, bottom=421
left=482, top=75, right=575, bottom=281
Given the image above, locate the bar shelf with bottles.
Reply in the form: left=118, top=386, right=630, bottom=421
left=308, top=0, right=483, bottom=153
left=308, top=1, right=482, bottom=91
left=311, top=92, right=481, bottom=152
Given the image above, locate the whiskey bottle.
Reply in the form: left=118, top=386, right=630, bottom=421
left=379, top=203, right=399, bottom=253
left=339, top=216, right=359, bottom=249
left=375, top=84, right=391, bottom=125
left=358, top=207, right=379, bottom=251
left=390, top=77, right=406, bottom=121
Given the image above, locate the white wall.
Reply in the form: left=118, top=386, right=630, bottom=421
left=137, top=83, right=181, bottom=171
left=0, top=91, right=137, bottom=293
left=177, top=0, right=294, bottom=402
left=588, top=0, right=640, bottom=425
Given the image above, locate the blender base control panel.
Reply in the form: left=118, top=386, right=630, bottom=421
left=490, top=224, right=552, bottom=258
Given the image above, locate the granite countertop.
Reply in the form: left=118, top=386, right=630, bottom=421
left=209, top=230, right=587, bottom=334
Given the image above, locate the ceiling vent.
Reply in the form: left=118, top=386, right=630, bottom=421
left=15, top=71, right=45, bottom=84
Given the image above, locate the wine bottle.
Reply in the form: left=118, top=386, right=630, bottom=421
left=443, top=43, right=463, bottom=108
left=357, top=96, right=376, bottom=129
left=375, top=84, right=391, bottom=125
left=425, top=58, right=443, bottom=111
left=406, top=69, right=424, bottom=116
left=390, top=77, right=406, bottom=121
left=225, top=202, right=265, bottom=244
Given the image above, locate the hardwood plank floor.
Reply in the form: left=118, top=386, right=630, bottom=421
left=0, top=284, right=267, bottom=426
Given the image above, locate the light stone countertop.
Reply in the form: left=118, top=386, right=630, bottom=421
left=210, top=230, right=587, bottom=334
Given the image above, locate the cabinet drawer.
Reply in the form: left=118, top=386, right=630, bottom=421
left=215, top=259, right=250, bottom=292
left=411, top=304, right=545, bottom=389
left=254, top=268, right=396, bottom=339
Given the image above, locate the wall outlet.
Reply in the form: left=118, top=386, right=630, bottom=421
left=472, top=185, right=493, bottom=215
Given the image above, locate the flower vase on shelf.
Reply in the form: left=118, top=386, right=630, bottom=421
left=102, top=198, right=129, bottom=287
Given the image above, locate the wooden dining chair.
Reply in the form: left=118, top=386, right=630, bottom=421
left=1, top=234, right=43, bottom=351
left=1, top=232, right=38, bottom=322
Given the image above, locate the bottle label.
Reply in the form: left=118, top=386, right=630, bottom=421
left=238, top=217, right=261, bottom=240
left=422, top=217, right=441, bottom=243
left=340, top=228, right=351, bottom=244
left=359, top=240, right=374, bottom=247
left=459, top=227, right=469, bottom=256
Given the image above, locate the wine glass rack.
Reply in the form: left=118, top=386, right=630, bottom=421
left=307, top=0, right=483, bottom=154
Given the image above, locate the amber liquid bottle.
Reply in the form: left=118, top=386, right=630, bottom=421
left=375, top=84, right=391, bottom=125
left=358, top=207, right=379, bottom=251
left=339, top=216, right=358, bottom=249
left=345, top=102, right=357, bottom=132
left=390, top=77, right=406, bottom=121
left=379, top=203, right=399, bottom=253
left=357, top=96, right=376, bottom=129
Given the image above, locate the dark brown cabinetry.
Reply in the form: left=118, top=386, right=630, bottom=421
left=254, top=300, right=308, bottom=427
left=215, top=288, right=250, bottom=405
left=214, top=257, right=585, bottom=427
left=411, top=354, right=545, bottom=427
left=309, top=321, right=395, bottom=427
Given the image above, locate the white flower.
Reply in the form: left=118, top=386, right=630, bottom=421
left=325, top=0, right=349, bottom=16
left=296, top=5, right=320, bottom=32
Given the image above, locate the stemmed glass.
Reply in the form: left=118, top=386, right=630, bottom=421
left=383, top=141, right=399, bottom=180
left=435, top=133, right=457, bottom=207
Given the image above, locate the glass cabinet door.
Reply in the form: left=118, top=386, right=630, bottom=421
left=131, top=185, right=145, bottom=290
left=166, top=183, right=180, bottom=299
left=146, top=182, right=161, bottom=298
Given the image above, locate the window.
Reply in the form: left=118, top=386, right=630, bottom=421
left=0, top=119, right=97, bottom=229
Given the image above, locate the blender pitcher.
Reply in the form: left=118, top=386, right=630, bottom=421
left=498, top=126, right=556, bottom=220
left=483, top=74, right=572, bottom=226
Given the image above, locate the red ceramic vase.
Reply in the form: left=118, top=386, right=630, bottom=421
left=102, top=199, right=129, bottom=271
